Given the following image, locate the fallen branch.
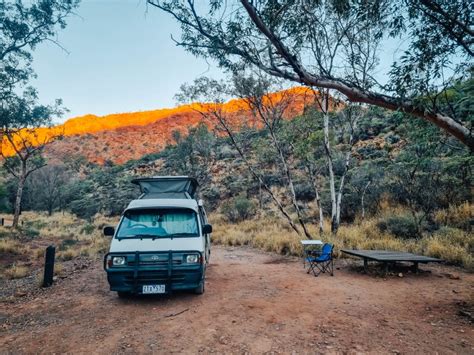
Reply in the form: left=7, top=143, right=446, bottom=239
left=164, top=308, right=189, bottom=318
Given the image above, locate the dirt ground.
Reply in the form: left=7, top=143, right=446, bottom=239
left=0, top=246, right=473, bottom=354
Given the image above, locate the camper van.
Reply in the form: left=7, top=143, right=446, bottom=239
left=103, top=176, right=211, bottom=297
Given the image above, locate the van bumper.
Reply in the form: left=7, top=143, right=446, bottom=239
left=104, top=251, right=204, bottom=294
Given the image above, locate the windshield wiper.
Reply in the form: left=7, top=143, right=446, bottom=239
left=166, top=233, right=198, bottom=238
left=117, top=233, right=197, bottom=241
left=117, top=234, right=164, bottom=241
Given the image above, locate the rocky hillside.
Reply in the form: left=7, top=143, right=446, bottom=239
left=3, top=87, right=326, bottom=165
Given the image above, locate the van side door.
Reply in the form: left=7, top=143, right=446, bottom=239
left=199, top=206, right=211, bottom=263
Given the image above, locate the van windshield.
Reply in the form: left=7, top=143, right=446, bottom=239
left=116, top=208, right=199, bottom=239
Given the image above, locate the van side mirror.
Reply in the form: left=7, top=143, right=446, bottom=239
left=202, top=224, right=212, bottom=234
left=103, top=226, right=115, bottom=236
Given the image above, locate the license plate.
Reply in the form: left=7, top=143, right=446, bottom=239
left=142, top=284, right=166, bottom=294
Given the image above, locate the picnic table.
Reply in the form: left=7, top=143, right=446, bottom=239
left=341, top=249, right=443, bottom=274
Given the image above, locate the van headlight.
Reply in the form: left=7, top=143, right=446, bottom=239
left=112, top=256, right=127, bottom=266
left=186, top=254, right=200, bottom=263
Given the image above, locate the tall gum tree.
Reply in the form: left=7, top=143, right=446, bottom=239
left=1, top=0, right=79, bottom=227
left=148, top=0, right=473, bottom=149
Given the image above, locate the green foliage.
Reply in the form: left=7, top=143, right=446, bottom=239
left=81, top=224, right=95, bottom=235
left=377, top=214, right=420, bottom=239
left=20, top=226, right=40, bottom=239
left=221, top=195, right=256, bottom=223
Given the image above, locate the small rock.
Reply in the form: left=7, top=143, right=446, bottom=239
left=14, top=291, right=27, bottom=297
left=398, top=273, right=403, bottom=278
left=448, top=273, right=460, bottom=280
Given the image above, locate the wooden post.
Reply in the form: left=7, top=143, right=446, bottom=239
left=42, top=246, right=56, bottom=287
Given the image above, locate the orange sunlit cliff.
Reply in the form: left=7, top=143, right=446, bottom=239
left=2, top=87, right=336, bottom=165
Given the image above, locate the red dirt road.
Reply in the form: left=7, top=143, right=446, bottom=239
left=1, top=246, right=473, bottom=354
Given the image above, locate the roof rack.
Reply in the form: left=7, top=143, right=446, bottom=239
left=131, top=176, right=198, bottom=200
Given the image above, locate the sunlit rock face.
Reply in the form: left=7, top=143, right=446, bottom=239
left=2, top=87, right=337, bottom=165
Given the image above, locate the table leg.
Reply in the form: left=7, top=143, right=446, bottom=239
left=412, top=262, right=419, bottom=274
left=363, top=258, right=368, bottom=273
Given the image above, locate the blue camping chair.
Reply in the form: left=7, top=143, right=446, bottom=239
left=306, top=243, right=334, bottom=277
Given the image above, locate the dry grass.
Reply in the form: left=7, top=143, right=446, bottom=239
left=4, top=264, right=29, bottom=279
left=211, top=207, right=473, bottom=270
left=434, top=202, right=472, bottom=230
left=0, top=238, right=25, bottom=254
left=0, top=211, right=118, bottom=280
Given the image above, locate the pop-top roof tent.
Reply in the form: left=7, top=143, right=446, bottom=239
left=131, top=176, right=198, bottom=200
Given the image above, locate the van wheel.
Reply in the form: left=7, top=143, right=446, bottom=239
left=194, top=281, right=205, bottom=295
left=117, top=291, right=130, bottom=298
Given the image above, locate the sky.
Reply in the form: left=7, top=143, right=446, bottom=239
left=30, top=0, right=409, bottom=124
left=31, top=0, right=224, bottom=122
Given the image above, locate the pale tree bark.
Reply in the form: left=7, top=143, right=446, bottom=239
left=361, top=180, right=371, bottom=220
left=335, top=111, right=358, bottom=229
left=306, top=165, right=324, bottom=234
left=320, top=89, right=338, bottom=233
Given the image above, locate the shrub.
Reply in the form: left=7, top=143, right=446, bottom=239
left=202, top=187, right=221, bottom=211
left=221, top=195, right=256, bottom=223
left=377, top=214, right=419, bottom=239
left=57, top=249, right=79, bottom=261
left=20, top=226, right=40, bottom=239
left=0, top=239, right=23, bottom=254
left=61, top=239, right=78, bottom=248
left=434, top=202, right=472, bottom=231
left=294, top=183, right=316, bottom=202
left=4, top=264, right=29, bottom=279
left=81, top=223, right=95, bottom=235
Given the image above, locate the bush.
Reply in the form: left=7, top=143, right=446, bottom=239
left=202, top=187, right=221, bottom=211
left=377, top=214, right=419, bottom=239
left=4, top=264, right=29, bottom=279
left=81, top=223, right=95, bottom=235
left=294, top=183, right=316, bottom=202
left=221, top=195, right=256, bottom=223
left=22, top=226, right=40, bottom=239
left=434, top=202, right=472, bottom=231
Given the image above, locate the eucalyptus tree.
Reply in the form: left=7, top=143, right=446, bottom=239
left=1, top=0, right=79, bottom=227
left=0, top=91, right=65, bottom=227
left=148, top=0, right=473, bottom=149
left=176, top=76, right=307, bottom=237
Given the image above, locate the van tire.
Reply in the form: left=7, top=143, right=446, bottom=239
left=117, top=291, right=130, bottom=298
left=194, top=281, right=205, bottom=295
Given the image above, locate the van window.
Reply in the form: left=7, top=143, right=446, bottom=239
left=117, top=208, right=199, bottom=239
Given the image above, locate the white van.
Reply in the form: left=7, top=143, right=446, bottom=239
left=103, top=176, right=212, bottom=297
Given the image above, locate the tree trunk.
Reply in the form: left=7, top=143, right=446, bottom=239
left=306, top=165, right=324, bottom=234
left=268, top=128, right=313, bottom=239
left=361, top=180, right=371, bottom=220
left=315, top=185, right=324, bottom=234
left=12, top=162, right=27, bottom=229
left=211, top=110, right=302, bottom=235
left=335, top=146, right=352, bottom=227
left=322, top=89, right=338, bottom=233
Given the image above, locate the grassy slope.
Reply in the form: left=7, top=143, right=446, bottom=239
left=211, top=203, right=474, bottom=270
